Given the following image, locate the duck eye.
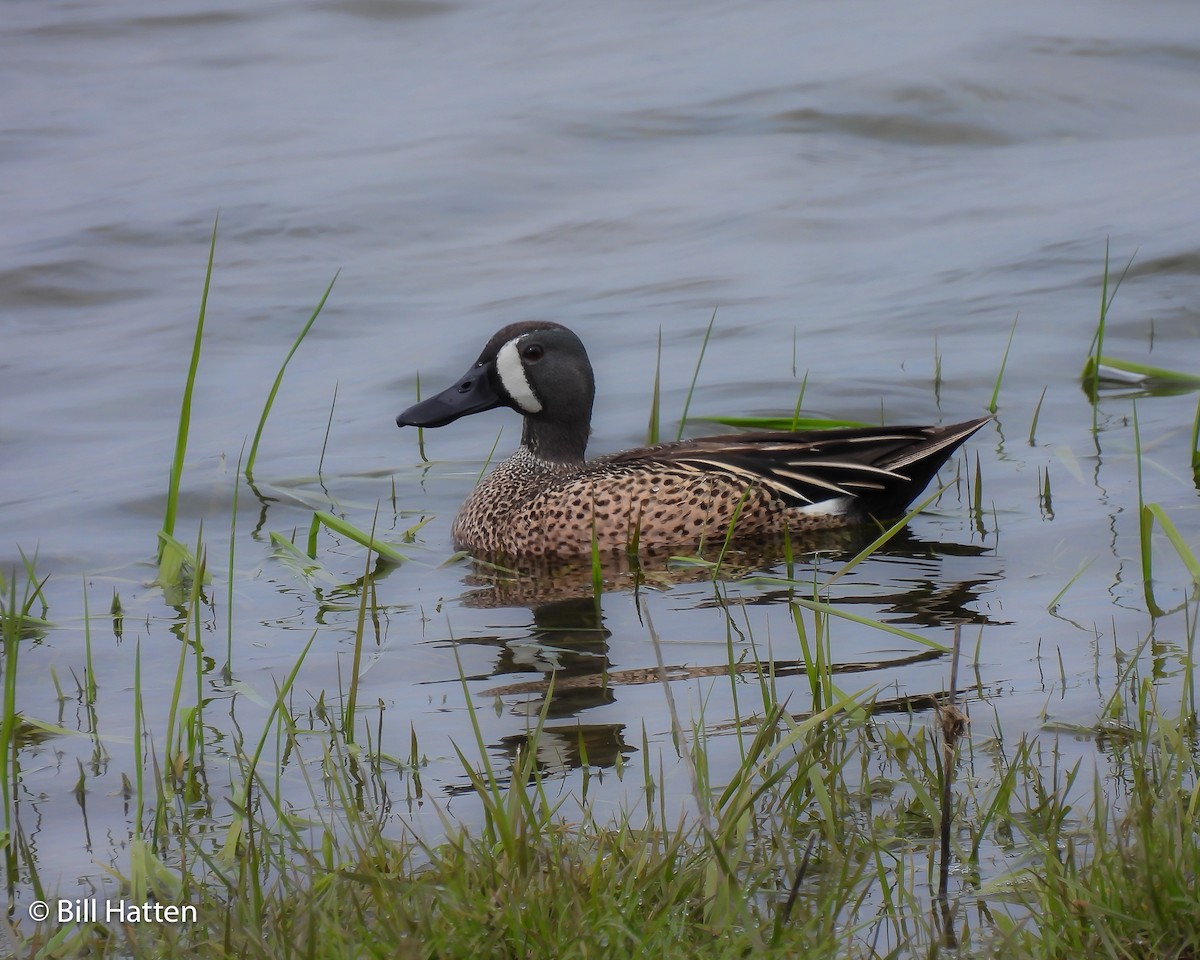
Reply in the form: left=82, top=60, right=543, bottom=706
left=522, top=343, right=545, bottom=362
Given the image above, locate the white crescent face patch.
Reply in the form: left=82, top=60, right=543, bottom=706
left=495, top=337, right=543, bottom=414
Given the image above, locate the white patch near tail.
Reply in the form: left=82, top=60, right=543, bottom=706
left=796, top=496, right=853, bottom=517
left=495, top=338, right=543, bottom=413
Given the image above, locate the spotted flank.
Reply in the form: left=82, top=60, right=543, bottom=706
left=397, top=321, right=989, bottom=559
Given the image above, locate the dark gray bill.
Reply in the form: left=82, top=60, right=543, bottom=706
left=396, top=363, right=502, bottom=428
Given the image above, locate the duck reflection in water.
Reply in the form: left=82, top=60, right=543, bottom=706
left=439, top=525, right=1002, bottom=792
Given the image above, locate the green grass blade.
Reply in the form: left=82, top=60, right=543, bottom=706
left=81, top=578, right=96, bottom=704
left=711, top=485, right=754, bottom=577
left=270, top=532, right=340, bottom=588
left=161, top=216, right=218, bottom=555
left=1083, top=243, right=1138, bottom=419
left=823, top=484, right=951, bottom=592
left=988, top=314, right=1018, bottom=414
left=1047, top=558, right=1094, bottom=612
left=1028, top=385, right=1047, bottom=445
left=590, top=517, right=604, bottom=615
left=415, top=372, right=428, bottom=463
left=318, top=381, right=339, bottom=477
left=1132, top=405, right=1165, bottom=617
left=789, top=372, right=809, bottom=430
left=1140, top=502, right=1160, bottom=617
left=1192, top=397, right=1200, bottom=484
left=343, top=510, right=381, bottom=739
left=244, top=633, right=317, bottom=784
left=313, top=510, right=408, bottom=564
left=933, top=334, right=942, bottom=403
left=1092, top=238, right=1111, bottom=368
left=702, top=415, right=869, bottom=432
left=789, top=597, right=950, bottom=652
left=245, top=271, right=338, bottom=480
left=132, top=642, right=143, bottom=834
left=676, top=309, right=716, bottom=441
left=1145, top=504, right=1200, bottom=585
left=156, top=530, right=211, bottom=600
left=225, top=445, right=244, bottom=677
left=647, top=328, right=662, bottom=446
left=1, top=570, right=21, bottom=846
left=1089, top=356, right=1200, bottom=388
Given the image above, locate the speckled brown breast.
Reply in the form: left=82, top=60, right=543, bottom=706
left=451, top=447, right=854, bottom=559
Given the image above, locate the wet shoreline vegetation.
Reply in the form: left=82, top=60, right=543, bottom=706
left=4, top=240, right=1200, bottom=958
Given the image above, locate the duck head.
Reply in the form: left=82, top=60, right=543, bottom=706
left=396, top=321, right=596, bottom=463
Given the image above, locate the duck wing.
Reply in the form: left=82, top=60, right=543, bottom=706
left=603, top=417, right=989, bottom=518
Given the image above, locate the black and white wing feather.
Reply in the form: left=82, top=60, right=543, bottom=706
left=609, top=418, right=989, bottom=518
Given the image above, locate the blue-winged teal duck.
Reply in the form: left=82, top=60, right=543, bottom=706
left=397, top=321, right=989, bottom=558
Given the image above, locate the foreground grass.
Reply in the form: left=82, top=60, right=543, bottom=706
left=4, top=556, right=1198, bottom=959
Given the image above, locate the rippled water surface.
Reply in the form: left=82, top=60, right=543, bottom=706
left=3, top=0, right=1199, bottom=929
